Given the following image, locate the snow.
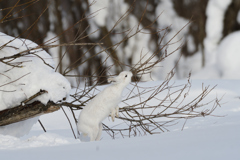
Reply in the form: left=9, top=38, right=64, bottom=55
left=193, top=30, right=240, bottom=79
left=156, top=0, right=189, bottom=80
left=0, top=80, right=240, bottom=159
left=178, top=51, right=203, bottom=79
left=0, top=117, right=39, bottom=138
left=0, top=32, right=71, bottom=137
left=89, top=0, right=110, bottom=27
left=124, top=26, right=158, bottom=81
left=152, top=0, right=239, bottom=80
left=204, top=0, right=232, bottom=65
left=44, top=31, right=60, bottom=71
left=216, top=31, right=240, bottom=79
left=0, top=133, right=74, bottom=149
left=2, top=125, right=239, bottom=160
left=43, top=32, right=76, bottom=86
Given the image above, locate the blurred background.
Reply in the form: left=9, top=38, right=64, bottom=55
left=1, top=0, right=240, bottom=86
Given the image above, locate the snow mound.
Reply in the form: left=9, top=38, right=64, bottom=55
left=0, top=32, right=71, bottom=137
left=217, top=31, right=240, bottom=79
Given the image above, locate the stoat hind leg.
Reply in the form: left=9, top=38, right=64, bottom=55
left=95, top=123, right=102, bottom=141
left=115, top=106, right=119, bottom=118
left=111, top=106, right=119, bottom=122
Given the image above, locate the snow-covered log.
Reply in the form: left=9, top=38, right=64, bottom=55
left=0, top=32, right=71, bottom=136
left=0, top=101, right=60, bottom=126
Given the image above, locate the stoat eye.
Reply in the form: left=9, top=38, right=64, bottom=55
left=125, top=75, right=127, bottom=77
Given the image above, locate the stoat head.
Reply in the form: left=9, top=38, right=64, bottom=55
left=108, top=71, right=133, bottom=86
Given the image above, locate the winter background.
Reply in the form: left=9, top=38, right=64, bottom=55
left=0, top=0, right=240, bottom=159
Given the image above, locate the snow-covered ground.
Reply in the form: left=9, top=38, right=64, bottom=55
left=0, top=80, right=240, bottom=160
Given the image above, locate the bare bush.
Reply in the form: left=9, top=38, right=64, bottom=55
left=64, top=66, right=221, bottom=139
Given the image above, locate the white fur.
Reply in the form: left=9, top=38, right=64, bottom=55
left=77, top=71, right=133, bottom=141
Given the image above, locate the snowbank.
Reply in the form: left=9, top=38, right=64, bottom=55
left=0, top=32, right=71, bottom=137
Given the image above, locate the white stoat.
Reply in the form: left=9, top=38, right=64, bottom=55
left=77, top=71, right=133, bottom=141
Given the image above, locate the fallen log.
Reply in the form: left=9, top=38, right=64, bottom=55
left=0, top=101, right=60, bottom=126
left=0, top=89, right=61, bottom=126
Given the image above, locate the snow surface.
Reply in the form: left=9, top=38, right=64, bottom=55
left=0, top=32, right=71, bottom=137
left=0, top=80, right=240, bottom=159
